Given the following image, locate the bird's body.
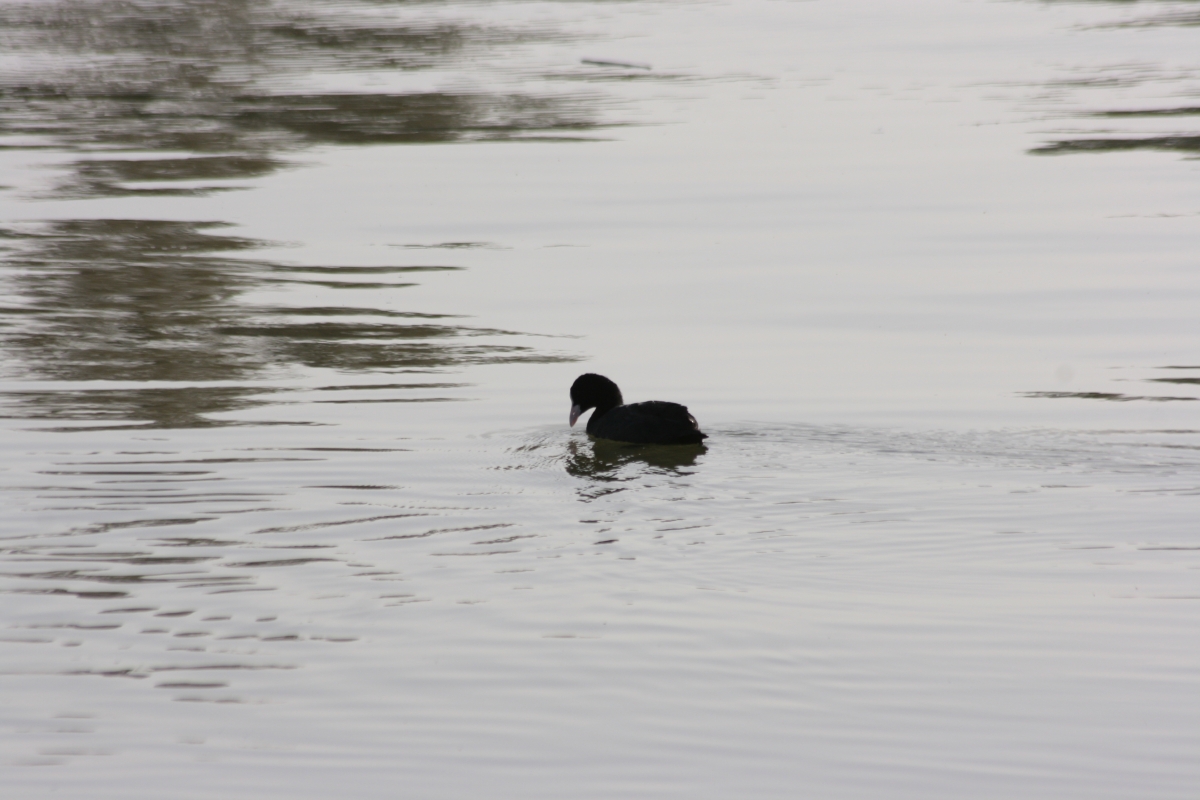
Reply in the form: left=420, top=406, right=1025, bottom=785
left=569, top=373, right=707, bottom=445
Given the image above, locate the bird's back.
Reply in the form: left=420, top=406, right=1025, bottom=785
left=587, top=400, right=707, bottom=445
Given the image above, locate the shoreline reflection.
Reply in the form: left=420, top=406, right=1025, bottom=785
left=0, top=218, right=578, bottom=428
left=0, top=0, right=614, bottom=199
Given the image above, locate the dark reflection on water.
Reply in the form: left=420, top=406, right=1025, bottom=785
left=1, top=219, right=268, bottom=384
left=1016, top=2, right=1200, bottom=413
left=1024, top=391, right=1198, bottom=403
left=58, top=155, right=289, bottom=199
left=0, top=0, right=599, bottom=428
left=1029, top=2, right=1200, bottom=158
left=1022, top=366, right=1200, bottom=404
left=1040, top=0, right=1200, bottom=21
left=563, top=438, right=706, bottom=483
left=0, top=0, right=610, bottom=198
left=0, top=218, right=577, bottom=426
left=1080, top=2, right=1200, bottom=32
left=1031, top=133, right=1200, bottom=157
left=0, top=386, right=287, bottom=431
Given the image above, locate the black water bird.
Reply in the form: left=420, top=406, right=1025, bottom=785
left=568, top=373, right=707, bottom=445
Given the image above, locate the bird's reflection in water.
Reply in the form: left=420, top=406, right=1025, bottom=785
left=562, top=437, right=706, bottom=483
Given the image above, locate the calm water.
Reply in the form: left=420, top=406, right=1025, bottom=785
left=2, top=0, right=1200, bottom=797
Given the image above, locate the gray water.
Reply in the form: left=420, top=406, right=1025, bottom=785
left=2, top=0, right=1200, bottom=797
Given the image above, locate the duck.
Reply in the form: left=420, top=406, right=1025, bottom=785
left=568, top=373, right=707, bottom=445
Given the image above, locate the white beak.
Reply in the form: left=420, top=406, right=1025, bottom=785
left=569, top=404, right=582, bottom=427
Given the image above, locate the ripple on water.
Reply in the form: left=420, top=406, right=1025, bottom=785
left=0, top=421, right=1197, bottom=793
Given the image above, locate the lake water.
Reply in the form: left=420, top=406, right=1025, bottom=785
left=2, top=0, right=1200, bottom=797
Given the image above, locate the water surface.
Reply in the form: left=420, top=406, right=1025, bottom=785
left=2, top=0, right=1200, bottom=797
